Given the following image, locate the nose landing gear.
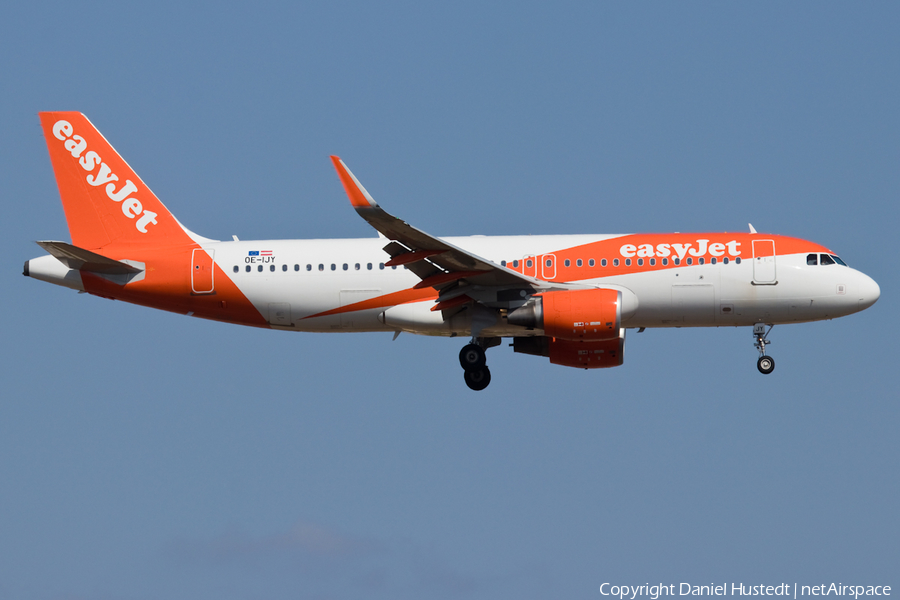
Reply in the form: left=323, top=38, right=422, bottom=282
left=753, top=323, right=775, bottom=374
left=459, top=337, right=499, bottom=390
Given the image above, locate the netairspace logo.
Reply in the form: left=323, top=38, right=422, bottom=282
left=599, top=584, right=892, bottom=600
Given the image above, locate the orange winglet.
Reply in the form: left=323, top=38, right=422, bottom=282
left=330, top=156, right=376, bottom=209
left=413, top=270, right=485, bottom=290
left=385, top=249, right=444, bottom=267
left=431, top=294, right=472, bottom=312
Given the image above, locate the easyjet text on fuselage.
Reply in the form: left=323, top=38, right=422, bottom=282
left=619, top=239, right=741, bottom=260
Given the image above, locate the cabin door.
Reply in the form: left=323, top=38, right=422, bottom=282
left=752, top=240, right=776, bottom=284
left=191, top=249, right=215, bottom=294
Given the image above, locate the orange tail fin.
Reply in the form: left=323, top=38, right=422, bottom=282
left=39, top=112, right=197, bottom=250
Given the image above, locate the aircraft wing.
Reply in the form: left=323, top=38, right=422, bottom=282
left=330, top=156, right=561, bottom=298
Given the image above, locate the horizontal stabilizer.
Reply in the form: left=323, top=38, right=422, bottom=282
left=36, top=241, right=142, bottom=274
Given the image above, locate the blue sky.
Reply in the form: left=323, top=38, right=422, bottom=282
left=1, top=2, right=897, bottom=599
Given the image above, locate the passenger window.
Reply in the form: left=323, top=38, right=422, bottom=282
left=698, top=258, right=704, bottom=265
left=233, top=266, right=239, bottom=273
left=625, top=259, right=632, bottom=266
left=564, top=259, right=571, bottom=267
left=589, top=259, right=595, bottom=267
left=820, top=254, right=835, bottom=266
left=662, top=258, right=668, bottom=266
left=526, top=259, right=533, bottom=268
left=355, top=263, right=360, bottom=270
left=735, top=257, right=742, bottom=264
left=600, top=259, right=607, bottom=267
left=613, top=258, right=619, bottom=267
left=331, top=264, right=337, bottom=271
left=649, top=258, right=656, bottom=266
left=379, top=263, right=385, bottom=270
left=710, top=258, right=716, bottom=265
left=686, top=258, right=693, bottom=265
left=270, top=265, right=275, bottom=272
left=318, top=264, right=324, bottom=271
left=576, top=259, right=583, bottom=267
left=637, top=258, right=643, bottom=266
left=674, top=258, right=680, bottom=265
left=282, top=264, right=287, bottom=272
left=367, top=263, right=372, bottom=270
left=294, top=264, right=300, bottom=271
left=258, top=265, right=263, bottom=272
left=807, top=254, right=818, bottom=266
left=723, top=257, right=729, bottom=264
left=513, top=260, right=519, bottom=268
left=306, top=264, right=311, bottom=271
left=501, top=260, right=507, bottom=267
left=245, top=265, right=251, bottom=272
left=343, top=263, right=348, bottom=271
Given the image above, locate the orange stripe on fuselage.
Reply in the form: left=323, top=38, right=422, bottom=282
left=81, top=244, right=269, bottom=327
left=507, top=233, right=832, bottom=282
left=302, top=287, right=437, bottom=320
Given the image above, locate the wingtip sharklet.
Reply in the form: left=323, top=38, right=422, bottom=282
left=330, top=156, right=378, bottom=209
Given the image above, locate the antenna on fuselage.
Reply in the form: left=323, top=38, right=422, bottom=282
left=748, top=223, right=757, bottom=234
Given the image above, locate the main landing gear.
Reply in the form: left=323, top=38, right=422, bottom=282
left=753, top=323, right=775, bottom=374
left=459, top=337, right=500, bottom=391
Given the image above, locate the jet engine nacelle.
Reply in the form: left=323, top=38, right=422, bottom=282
left=507, top=288, right=626, bottom=341
left=513, top=329, right=625, bottom=369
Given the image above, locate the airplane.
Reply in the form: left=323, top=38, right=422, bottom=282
left=24, top=112, right=881, bottom=390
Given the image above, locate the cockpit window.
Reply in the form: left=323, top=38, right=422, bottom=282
left=831, top=255, right=848, bottom=266
left=819, top=254, right=835, bottom=266
left=807, top=254, right=818, bottom=266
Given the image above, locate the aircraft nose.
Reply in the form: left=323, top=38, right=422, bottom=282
left=857, top=272, right=880, bottom=311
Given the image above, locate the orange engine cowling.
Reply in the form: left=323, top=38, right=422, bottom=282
left=513, top=330, right=625, bottom=369
left=507, top=288, right=620, bottom=341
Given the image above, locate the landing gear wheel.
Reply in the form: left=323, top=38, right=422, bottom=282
left=464, top=366, right=492, bottom=391
left=753, top=324, right=775, bottom=375
left=757, top=355, right=775, bottom=375
left=459, top=344, right=486, bottom=370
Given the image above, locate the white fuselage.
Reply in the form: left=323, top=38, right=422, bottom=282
left=199, top=234, right=879, bottom=336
